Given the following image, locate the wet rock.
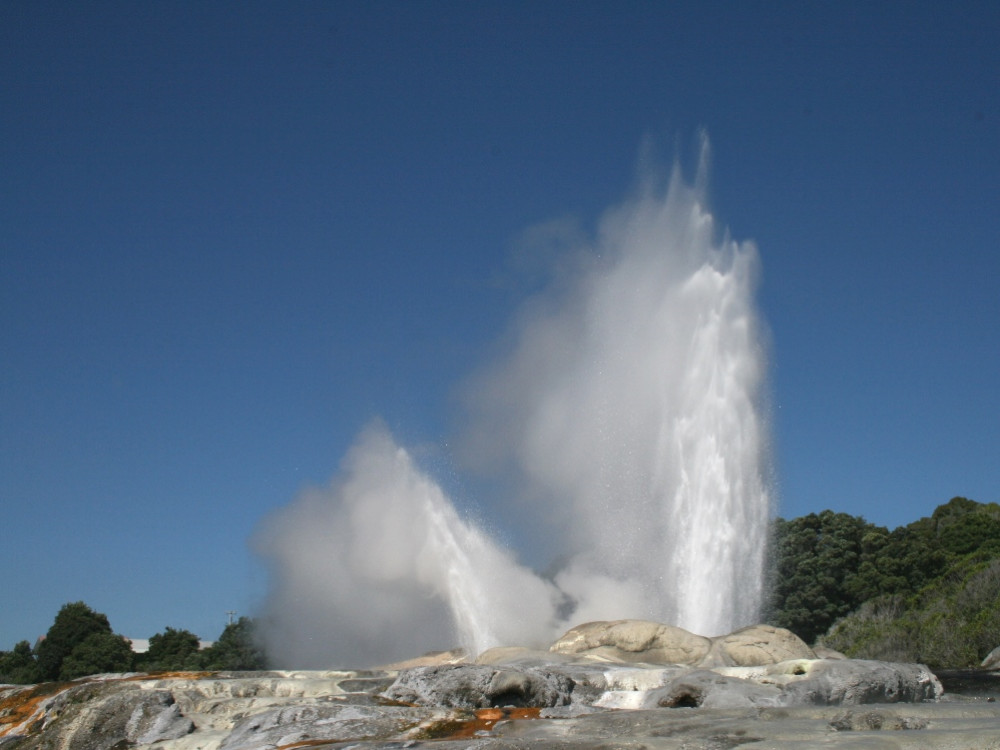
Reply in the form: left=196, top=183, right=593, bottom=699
left=383, top=664, right=574, bottom=708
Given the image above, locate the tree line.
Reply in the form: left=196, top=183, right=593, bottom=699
left=765, top=496, right=1000, bottom=668
left=0, top=602, right=265, bottom=684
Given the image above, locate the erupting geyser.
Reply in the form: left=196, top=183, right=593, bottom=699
left=255, top=142, right=774, bottom=668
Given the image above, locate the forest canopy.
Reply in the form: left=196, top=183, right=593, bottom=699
left=766, top=496, right=1000, bottom=668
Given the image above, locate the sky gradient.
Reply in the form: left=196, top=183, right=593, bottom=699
left=2, top=1, right=998, bottom=648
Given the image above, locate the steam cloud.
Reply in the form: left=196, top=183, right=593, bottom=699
left=255, top=143, right=773, bottom=668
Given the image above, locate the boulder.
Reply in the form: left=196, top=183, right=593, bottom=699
left=768, top=659, right=943, bottom=705
left=981, top=646, right=1000, bottom=670
left=814, top=645, right=849, bottom=660
left=549, top=619, right=711, bottom=665
left=383, top=664, right=575, bottom=708
left=705, top=624, right=816, bottom=667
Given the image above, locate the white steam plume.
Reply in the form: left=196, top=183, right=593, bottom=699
left=255, top=141, right=773, bottom=666
left=253, top=422, right=560, bottom=668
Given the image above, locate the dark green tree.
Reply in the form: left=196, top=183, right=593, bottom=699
left=766, top=510, right=886, bottom=643
left=35, top=602, right=117, bottom=681
left=201, top=617, right=266, bottom=671
left=58, top=632, right=134, bottom=680
left=931, top=497, right=1000, bottom=557
left=0, top=640, right=40, bottom=684
left=140, top=627, right=202, bottom=672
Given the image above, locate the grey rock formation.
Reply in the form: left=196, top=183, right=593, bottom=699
left=383, top=664, right=575, bottom=708
left=1, top=679, right=194, bottom=750
left=217, top=703, right=444, bottom=750
left=0, top=662, right=989, bottom=750
left=775, top=658, right=943, bottom=705
left=642, top=669, right=785, bottom=708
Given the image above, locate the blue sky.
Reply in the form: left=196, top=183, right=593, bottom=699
left=2, top=1, right=998, bottom=648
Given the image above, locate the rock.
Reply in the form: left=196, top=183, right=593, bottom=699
left=377, top=648, right=468, bottom=670
left=475, top=646, right=566, bottom=665
left=549, top=619, right=712, bottom=665
left=770, top=658, right=943, bottom=705
left=1, top=680, right=194, bottom=750
left=383, top=664, right=575, bottom=708
left=704, top=623, right=816, bottom=666
left=480, top=702, right=1000, bottom=749
left=814, top=645, right=849, bottom=660
left=594, top=668, right=784, bottom=710
left=217, top=703, right=442, bottom=750
left=649, top=669, right=786, bottom=708
left=0, top=662, right=991, bottom=750
left=981, top=646, right=1000, bottom=670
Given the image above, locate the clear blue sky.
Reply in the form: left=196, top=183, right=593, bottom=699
left=2, top=1, right=997, bottom=648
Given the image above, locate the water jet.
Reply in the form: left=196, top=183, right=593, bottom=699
left=255, top=142, right=774, bottom=667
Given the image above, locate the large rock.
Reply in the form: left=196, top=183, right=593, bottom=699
left=383, top=664, right=575, bottom=708
left=765, top=658, right=943, bottom=705
left=595, top=668, right=785, bottom=709
left=706, top=624, right=816, bottom=666
left=549, top=619, right=712, bottom=665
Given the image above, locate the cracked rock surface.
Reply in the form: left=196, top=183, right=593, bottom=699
left=1, top=621, right=995, bottom=750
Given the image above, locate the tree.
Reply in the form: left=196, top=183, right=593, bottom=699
left=0, top=640, right=40, bottom=684
left=35, top=602, right=117, bottom=681
left=140, top=627, right=202, bottom=671
left=766, top=510, right=885, bottom=643
left=58, top=632, right=134, bottom=680
left=200, top=617, right=266, bottom=671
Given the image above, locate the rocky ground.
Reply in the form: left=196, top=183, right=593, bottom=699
left=2, top=621, right=998, bottom=750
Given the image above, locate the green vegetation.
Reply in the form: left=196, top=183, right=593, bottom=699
left=136, top=626, right=202, bottom=672
left=1, top=604, right=267, bottom=684
left=767, top=496, right=1000, bottom=668
left=200, top=617, right=268, bottom=671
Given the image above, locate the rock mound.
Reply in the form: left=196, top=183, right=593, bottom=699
left=548, top=620, right=815, bottom=668
left=708, top=623, right=816, bottom=666
left=549, top=619, right=712, bottom=665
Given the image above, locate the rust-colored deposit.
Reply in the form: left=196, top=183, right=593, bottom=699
left=0, top=682, right=73, bottom=737
left=443, top=706, right=542, bottom=739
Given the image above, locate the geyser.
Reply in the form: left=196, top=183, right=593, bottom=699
left=255, top=144, right=774, bottom=668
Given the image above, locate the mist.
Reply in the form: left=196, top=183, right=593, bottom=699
left=254, top=143, right=773, bottom=668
